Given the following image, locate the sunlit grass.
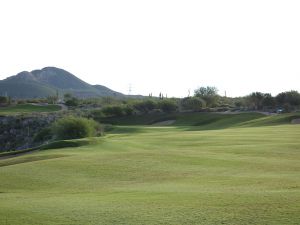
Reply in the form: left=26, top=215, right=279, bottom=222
left=0, top=123, right=299, bottom=224
left=0, top=104, right=61, bottom=115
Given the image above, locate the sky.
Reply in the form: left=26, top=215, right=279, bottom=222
left=0, top=0, right=299, bottom=98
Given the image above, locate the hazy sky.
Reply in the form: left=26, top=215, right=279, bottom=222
left=0, top=0, right=299, bottom=97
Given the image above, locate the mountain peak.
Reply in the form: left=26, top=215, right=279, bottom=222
left=18, top=71, right=36, bottom=78
left=0, top=67, right=124, bottom=99
left=32, top=66, right=69, bottom=74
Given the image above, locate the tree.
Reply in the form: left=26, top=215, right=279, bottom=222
left=64, top=93, right=72, bottom=100
left=246, top=92, right=264, bottom=110
left=158, top=99, right=178, bottom=113
left=65, top=97, right=79, bottom=107
left=261, top=93, right=275, bottom=109
left=7, top=96, right=12, bottom=105
left=276, top=90, right=300, bottom=112
left=64, top=93, right=79, bottom=107
left=0, top=96, right=8, bottom=105
left=180, top=97, right=206, bottom=111
left=102, top=105, right=125, bottom=117
left=47, top=95, right=58, bottom=104
left=276, top=91, right=300, bottom=107
left=101, top=96, right=115, bottom=105
left=51, top=116, right=100, bottom=140
left=194, top=86, right=219, bottom=107
left=132, top=100, right=157, bottom=113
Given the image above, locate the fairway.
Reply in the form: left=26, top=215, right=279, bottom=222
left=0, top=104, right=61, bottom=115
left=0, top=124, right=300, bottom=224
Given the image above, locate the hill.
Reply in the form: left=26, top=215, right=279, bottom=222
left=0, top=67, right=124, bottom=99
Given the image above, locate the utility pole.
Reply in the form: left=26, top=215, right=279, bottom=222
left=128, top=84, right=132, bottom=95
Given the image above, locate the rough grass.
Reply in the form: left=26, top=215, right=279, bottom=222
left=100, top=112, right=266, bottom=127
left=101, top=112, right=300, bottom=129
left=238, top=112, right=300, bottom=127
left=0, top=104, right=61, bottom=115
left=0, top=117, right=299, bottom=224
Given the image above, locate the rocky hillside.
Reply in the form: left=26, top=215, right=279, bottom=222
left=0, top=114, right=60, bottom=152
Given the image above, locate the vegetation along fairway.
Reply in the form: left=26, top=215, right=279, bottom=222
left=0, top=104, right=61, bottom=115
left=0, top=113, right=300, bottom=224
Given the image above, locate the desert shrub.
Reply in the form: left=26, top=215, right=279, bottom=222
left=65, top=97, right=79, bottom=107
left=17, top=99, right=26, bottom=104
left=194, top=86, right=219, bottom=107
left=180, top=97, right=206, bottom=111
left=102, top=105, right=124, bottom=117
left=123, top=105, right=134, bottom=116
left=132, top=100, right=157, bottom=113
left=0, top=96, right=8, bottom=104
left=33, top=127, right=52, bottom=143
left=157, top=99, right=178, bottom=113
left=276, top=91, right=300, bottom=108
left=51, top=116, right=100, bottom=140
left=100, top=105, right=134, bottom=117
left=89, top=109, right=104, bottom=121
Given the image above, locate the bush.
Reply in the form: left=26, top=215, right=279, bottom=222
left=102, top=105, right=125, bottom=117
left=33, top=127, right=52, bottom=143
left=89, top=109, right=104, bottom=121
left=157, top=99, right=178, bottom=113
left=276, top=91, right=300, bottom=108
left=51, top=116, right=100, bottom=140
left=0, top=96, right=8, bottom=105
left=180, top=97, right=206, bottom=111
left=123, top=105, right=134, bottom=116
left=100, top=105, right=135, bottom=117
left=194, top=86, right=219, bottom=107
left=65, top=97, right=79, bottom=107
left=132, top=100, right=157, bottom=113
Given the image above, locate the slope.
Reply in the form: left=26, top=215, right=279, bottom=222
left=0, top=124, right=299, bottom=224
left=100, top=112, right=300, bottom=130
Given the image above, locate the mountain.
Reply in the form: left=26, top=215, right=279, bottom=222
left=0, top=67, right=124, bottom=99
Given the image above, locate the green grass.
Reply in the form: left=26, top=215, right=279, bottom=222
left=0, top=104, right=61, bottom=115
left=238, top=112, right=300, bottom=127
left=0, top=113, right=300, bottom=224
left=101, top=111, right=300, bottom=129
left=100, top=112, right=266, bottom=126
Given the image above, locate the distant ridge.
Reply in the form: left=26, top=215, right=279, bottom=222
left=0, top=67, right=125, bottom=99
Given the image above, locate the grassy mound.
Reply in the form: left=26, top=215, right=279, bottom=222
left=238, top=112, right=300, bottom=127
left=101, top=112, right=300, bottom=130
left=100, top=112, right=265, bottom=126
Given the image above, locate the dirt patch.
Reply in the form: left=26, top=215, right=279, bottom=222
left=152, top=120, right=176, bottom=126
left=291, top=118, right=300, bottom=124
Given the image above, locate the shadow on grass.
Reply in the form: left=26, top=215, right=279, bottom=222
left=0, top=154, right=67, bottom=167
left=106, top=126, right=147, bottom=134
left=40, top=139, right=98, bottom=150
left=175, top=112, right=300, bottom=131
left=0, top=138, right=99, bottom=159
